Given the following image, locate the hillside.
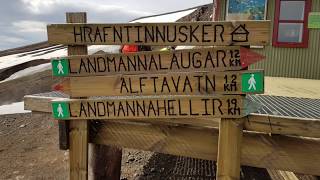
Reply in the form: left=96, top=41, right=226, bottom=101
left=0, top=3, right=213, bottom=111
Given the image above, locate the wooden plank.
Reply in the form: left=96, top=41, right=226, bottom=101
left=47, top=21, right=271, bottom=46
left=51, top=46, right=265, bottom=76
left=217, top=118, right=244, bottom=180
left=91, top=121, right=320, bottom=176
left=51, top=95, right=248, bottom=119
left=244, top=113, right=320, bottom=137
left=267, top=170, right=299, bottom=180
left=66, top=12, right=88, bottom=180
left=24, top=96, right=63, bottom=113
left=54, top=70, right=264, bottom=97
left=24, top=95, right=320, bottom=138
left=267, top=169, right=318, bottom=180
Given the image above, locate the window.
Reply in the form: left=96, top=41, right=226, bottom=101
left=273, top=0, right=311, bottom=48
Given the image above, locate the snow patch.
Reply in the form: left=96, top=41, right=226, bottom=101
left=88, top=45, right=121, bottom=54
left=132, top=8, right=197, bottom=23
left=0, top=102, right=31, bottom=115
left=0, top=45, right=121, bottom=71
left=0, top=46, right=67, bottom=70
left=1, top=63, right=51, bottom=83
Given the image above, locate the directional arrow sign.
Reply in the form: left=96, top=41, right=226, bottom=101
left=47, top=21, right=270, bottom=46
left=51, top=95, right=249, bottom=119
left=53, top=70, right=264, bottom=97
left=51, top=47, right=265, bottom=76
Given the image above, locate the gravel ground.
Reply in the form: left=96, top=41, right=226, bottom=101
left=0, top=112, right=278, bottom=180
left=1, top=112, right=211, bottom=180
left=0, top=112, right=215, bottom=180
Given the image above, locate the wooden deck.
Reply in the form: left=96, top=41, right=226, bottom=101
left=23, top=76, right=320, bottom=178
left=264, top=77, right=320, bottom=99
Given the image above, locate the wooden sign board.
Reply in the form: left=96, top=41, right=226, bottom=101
left=51, top=95, right=248, bottom=119
left=51, top=47, right=265, bottom=76
left=47, top=21, right=270, bottom=46
left=54, top=70, right=264, bottom=97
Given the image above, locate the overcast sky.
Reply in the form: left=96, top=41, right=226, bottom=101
left=0, top=0, right=212, bottom=50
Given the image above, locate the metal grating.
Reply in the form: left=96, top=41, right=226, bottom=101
left=30, top=92, right=320, bottom=119
left=248, top=95, right=320, bottom=119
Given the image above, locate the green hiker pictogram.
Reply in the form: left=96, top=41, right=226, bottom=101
left=241, top=72, right=264, bottom=93
left=52, top=102, right=70, bottom=119
left=51, top=58, right=69, bottom=76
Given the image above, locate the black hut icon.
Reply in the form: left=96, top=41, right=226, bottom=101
left=231, top=24, right=249, bottom=42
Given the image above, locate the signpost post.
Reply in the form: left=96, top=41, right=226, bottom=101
left=65, top=12, right=89, bottom=180
left=47, top=15, right=269, bottom=180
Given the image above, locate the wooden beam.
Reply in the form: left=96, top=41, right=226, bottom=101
left=54, top=70, right=264, bottom=97
left=47, top=21, right=271, bottom=46
left=244, top=113, right=320, bottom=137
left=267, top=170, right=299, bottom=180
left=217, top=118, right=244, bottom=180
left=66, top=12, right=88, bottom=180
left=23, top=94, right=320, bottom=138
left=51, top=46, right=265, bottom=76
left=51, top=95, right=248, bottom=119
left=91, top=121, right=320, bottom=176
left=24, top=95, right=63, bottom=113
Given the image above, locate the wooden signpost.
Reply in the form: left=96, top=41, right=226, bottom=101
left=48, top=13, right=270, bottom=180
left=47, top=21, right=270, bottom=46
left=53, top=70, right=264, bottom=97
left=51, top=95, right=247, bottom=120
left=51, top=46, right=265, bottom=76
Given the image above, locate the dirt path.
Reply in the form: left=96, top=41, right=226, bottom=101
left=0, top=113, right=68, bottom=179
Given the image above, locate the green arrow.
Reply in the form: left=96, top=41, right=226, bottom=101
left=241, top=72, right=264, bottom=93
left=52, top=101, right=70, bottom=119
left=51, top=58, right=70, bottom=76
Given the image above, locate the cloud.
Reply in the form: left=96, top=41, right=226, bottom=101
left=0, top=35, right=26, bottom=44
left=0, top=35, right=27, bottom=50
left=12, top=20, right=47, bottom=33
left=21, top=0, right=58, bottom=14
left=0, top=0, right=212, bottom=50
left=20, top=0, right=151, bottom=16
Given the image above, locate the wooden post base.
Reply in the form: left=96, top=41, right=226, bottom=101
left=89, top=144, right=122, bottom=180
left=69, top=120, right=88, bottom=179
left=66, top=12, right=89, bottom=180
left=217, top=118, right=244, bottom=180
left=58, top=121, right=69, bottom=150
